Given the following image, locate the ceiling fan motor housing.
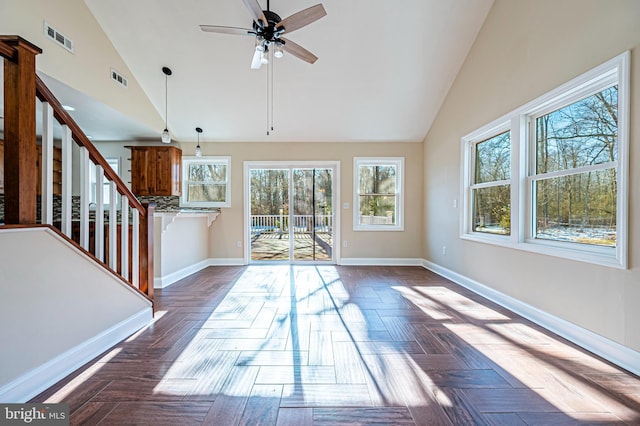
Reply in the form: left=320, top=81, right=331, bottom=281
left=200, top=1, right=324, bottom=65
left=254, top=10, right=285, bottom=44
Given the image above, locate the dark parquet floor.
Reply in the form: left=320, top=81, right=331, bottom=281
left=32, top=265, right=640, bottom=425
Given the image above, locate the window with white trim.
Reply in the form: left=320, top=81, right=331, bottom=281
left=530, top=86, right=618, bottom=247
left=471, top=130, right=511, bottom=235
left=354, top=157, right=404, bottom=231
left=462, top=52, right=628, bottom=268
left=181, top=156, right=231, bottom=208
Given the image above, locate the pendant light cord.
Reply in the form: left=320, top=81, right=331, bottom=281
left=165, top=73, right=168, bottom=129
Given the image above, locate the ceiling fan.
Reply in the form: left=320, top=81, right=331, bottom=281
left=200, top=0, right=326, bottom=70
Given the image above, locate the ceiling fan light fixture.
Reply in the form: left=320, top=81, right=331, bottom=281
left=274, top=43, right=284, bottom=58
left=195, top=127, right=203, bottom=157
left=261, top=52, right=269, bottom=65
left=255, top=36, right=265, bottom=52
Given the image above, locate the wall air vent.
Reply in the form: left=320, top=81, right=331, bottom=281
left=110, top=68, right=129, bottom=88
left=43, top=22, right=74, bottom=53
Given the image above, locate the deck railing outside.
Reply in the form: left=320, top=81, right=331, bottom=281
left=251, top=214, right=333, bottom=237
left=359, top=214, right=393, bottom=225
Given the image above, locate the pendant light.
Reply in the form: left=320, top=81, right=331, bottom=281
left=161, top=66, right=172, bottom=143
left=195, top=127, right=203, bottom=157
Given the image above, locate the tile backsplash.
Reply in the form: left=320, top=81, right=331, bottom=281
left=0, top=194, right=212, bottom=224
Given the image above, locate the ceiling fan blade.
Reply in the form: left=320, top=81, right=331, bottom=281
left=276, top=4, right=326, bottom=34
left=242, top=0, right=268, bottom=28
left=280, top=37, right=318, bottom=64
left=200, top=25, right=253, bottom=36
left=250, top=49, right=263, bottom=69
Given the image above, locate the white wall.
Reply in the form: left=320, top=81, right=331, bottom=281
left=423, top=0, right=640, bottom=352
left=0, top=227, right=152, bottom=401
left=154, top=214, right=210, bottom=286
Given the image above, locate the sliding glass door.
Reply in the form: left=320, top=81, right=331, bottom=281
left=246, top=162, right=337, bottom=263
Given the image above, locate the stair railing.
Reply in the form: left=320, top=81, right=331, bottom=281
left=1, top=35, right=154, bottom=300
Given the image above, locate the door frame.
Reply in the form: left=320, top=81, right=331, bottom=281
left=243, top=160, right=340, bottom=264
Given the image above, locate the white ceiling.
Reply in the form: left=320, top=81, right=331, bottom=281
left=24, top=0, right=495, bottom=143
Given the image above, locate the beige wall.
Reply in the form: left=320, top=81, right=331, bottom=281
left=1, top=0, right=163, bottom=133
left=423, top=0, right=640, bottom=351
left=0, top=228, right=151, bottom=400
left=180, top=141, right=424, bottom=262
left=94, top=140, right=423, bottom=261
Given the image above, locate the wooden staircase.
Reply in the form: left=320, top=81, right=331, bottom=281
left=1, top=35, right=154, bottom=302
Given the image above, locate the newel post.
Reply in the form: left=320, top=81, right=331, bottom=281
left=1, top=36, right=42, bottom=224
left=140, top=203, right=155, bottom=300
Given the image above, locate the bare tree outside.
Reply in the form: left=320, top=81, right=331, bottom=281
left=472, top=131, right=511, bottom=235
left=250, top=169, right=289, bottom=215
left=187, top=163, right=227, bottom=202
left=535, top=85, right=618, bottom=246
left=358, top=164, right=397, bottom=224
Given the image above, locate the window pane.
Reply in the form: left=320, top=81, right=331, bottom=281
left=535, top=169, right=616, bottom=247
left=188, top=184, right=227, bottom=202
left=536, top=86, right=618, bottom=174
left=250, top=169, right=289, bottom=215
left=189, top=163, right=227, bottom=181
left=358, top=195, right=396, bottom=225
left=475, top=131, right=511, bottom=184
left=358, top=165, right=397, bottom=194
left=472, top=185, right=510, bottom=235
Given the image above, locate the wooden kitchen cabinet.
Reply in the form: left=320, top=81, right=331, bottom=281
left=130, top=146, right=182, bottom=196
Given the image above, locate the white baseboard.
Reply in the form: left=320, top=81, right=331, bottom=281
left=421, top=259, right=640, bottom=377
left=339, top=258, right=422, bottom=266
left=154, top=258, right=246, bottom=288
left=154, top=259, right=212, bottom=288
left=0, top=308, right=152, bottom=403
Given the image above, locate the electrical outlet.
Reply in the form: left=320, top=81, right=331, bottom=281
left=442, top=245, right=447, bottom=255
left=236, top=240, right=242, bottom=248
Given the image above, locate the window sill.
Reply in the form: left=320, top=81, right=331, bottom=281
left=461, top=233, right=624, bottom=269
left=354, top=225, right=404, bottom=232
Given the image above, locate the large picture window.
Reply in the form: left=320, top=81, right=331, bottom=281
left=181, top=156, right=231, bottom=208
left=354, top=157, right=404, bottom=231
left=461, top=52, right=629, bottom=268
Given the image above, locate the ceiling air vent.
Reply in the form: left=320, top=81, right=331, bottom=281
left=110, top=68, right=128, bottom=88
left=43, top=21, right=74, bottom=53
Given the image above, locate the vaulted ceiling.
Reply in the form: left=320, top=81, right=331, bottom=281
left=13, top=1, right=495, bottom=143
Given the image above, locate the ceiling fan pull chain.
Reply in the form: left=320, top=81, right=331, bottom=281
left=271, top=50, right=275, bottom=133
left=266, top=58, right=270, bottom=135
